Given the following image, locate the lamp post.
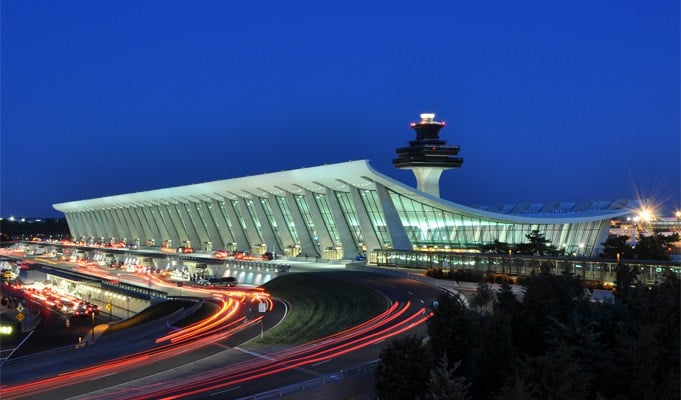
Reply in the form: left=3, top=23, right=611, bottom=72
left=90, top=312, right=96, bottom=344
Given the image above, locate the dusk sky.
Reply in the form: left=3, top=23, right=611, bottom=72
left=2, top=1, right=679, bottom=218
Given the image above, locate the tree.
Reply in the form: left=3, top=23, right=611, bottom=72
left=470, top=280, right=494, bottom=313
left=515, top=230, right=563, bottom=256
left=613, top=263, right=640, bottom=304
left=600, top=235, right=634, bottom=260
left=493, top=375, right=541, bottom=400
left=494, top=281, right=521, bottom=316
left=427, top=292, right=478, bottom=373
left=514, top=271, right=585, bottom=356
left=424, top=355, right=471, bottom=400
left=470, top=312, right=515, bottom=399
left=635, top=233, right=678, bottom=261
left=480, top=239, right=510, bottom=254
left=375, top=335, right=431, bottom=400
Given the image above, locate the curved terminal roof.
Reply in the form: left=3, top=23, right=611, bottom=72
left=54, top=160, right=635, bottom=224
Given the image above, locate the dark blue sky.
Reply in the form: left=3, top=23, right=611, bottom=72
left=2, top=1, right=679, bottom=218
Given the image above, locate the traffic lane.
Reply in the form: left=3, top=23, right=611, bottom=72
left=15, top=272, right=432, bottom=400
left=0, top=284, right=109, bottom=357
left=111, top=292, right=431, bottom=399
left=310, top=270, right=448, bottom=307
left=188, top=272, right=440, bottom=399
left=8, top=299, right=287, bottom=400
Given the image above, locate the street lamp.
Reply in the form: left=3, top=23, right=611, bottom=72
left=90, top=312, right=96, bottom=344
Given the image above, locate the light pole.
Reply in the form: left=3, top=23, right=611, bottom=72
left=90, top=312, right=95, bottom=344
left=258, top=301, right=267, bottom=339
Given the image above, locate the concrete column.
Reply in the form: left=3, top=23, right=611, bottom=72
left=267, top=193, right=294, bottom=251
left=159, top=204, right=181, bottom=247
left=98, top=209, right=117, bottom=240
left=139, top=208, right=162, bottom=246
left=65, top=212, right=83, bottom=239
left=63, top=213, right=77, bottom=238
left=109, top=207, right=132, bottom=242
left=103, top=208, right=125, bottom=241
left=130, top=206, right=153, bottom=243
left=149, top=204, right=175, bottom=246
left=168, top=202, right=198, bottom=247
left=183, top=201, right=211, bottom=248
left=284, top=192, right=318, bottom=257
left=303, top=191, right=333, bottom=254
left=251, top=196, right=282, bottom=254
left=221, top=198, right=251, bottom=252
left=348, top=187, right=381, bottom=256
left=116, top=207, right=137, bottom=242
left=374, top=183, right=412, bottom=250
left=195, top=200, right=224, bottom=250
left=210, top=199, right=235, bottom=246
left=87, top=210, right=107, bottom=240
left=235, top=197, right=263, bottom=251
left=132, top=204, right=155, bottom=245
left=324, top=187, right=359, bottom=260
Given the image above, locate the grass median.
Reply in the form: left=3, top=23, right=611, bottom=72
left=252, top=273, right=388, bottom=345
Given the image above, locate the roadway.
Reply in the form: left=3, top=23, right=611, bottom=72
left=1, top=251, right=448, bottom=399
left=56, top=271, right=445, bottom=400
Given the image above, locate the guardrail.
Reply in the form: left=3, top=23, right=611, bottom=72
left=234, top=359, right=381, bottom=400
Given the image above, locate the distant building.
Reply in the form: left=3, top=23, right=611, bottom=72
left=54, top=114, right=635, bottom=261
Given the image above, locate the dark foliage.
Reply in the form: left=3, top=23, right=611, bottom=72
left=375, top=335, right=432, bottom=400
left=601, top=233, right=679, bottom=261
left=380, top=268, right=680, bottom=400
left=514, top=230, right=564, bottom=256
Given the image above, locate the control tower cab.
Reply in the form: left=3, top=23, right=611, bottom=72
left=392, top=113, right=463, bottom=197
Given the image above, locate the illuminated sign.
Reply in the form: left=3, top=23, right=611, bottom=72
left=0, top=325, right=13, bottom=335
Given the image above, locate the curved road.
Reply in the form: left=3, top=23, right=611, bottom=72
left=1, top=265, right=447, bottom=400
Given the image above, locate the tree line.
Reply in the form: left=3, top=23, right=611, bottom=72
left=375, top=266, right=680, bottom=399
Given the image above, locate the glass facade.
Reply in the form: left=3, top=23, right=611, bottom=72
left=336, top=192, right=363, bottom=247
left=276, top=195, right=300, bottom=245
left=360, top=190, right=391, bottom=247
left=260, top=197, right=284, bottom=251
left=293, top=194, right=320, bottom=251
left=389, top=190, right=607, bottom=255
left=231, top=200, right=248, bottom=240
left=217, top=201, right=236, bottom=243
left=315, top=193, right=341, bottom=246
left=244, top=198, right=264, bottom=244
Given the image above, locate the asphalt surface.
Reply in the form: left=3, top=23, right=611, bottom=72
left=0, top=258, right=458, bottom=400
left=55, top=271, right=446, bottom=400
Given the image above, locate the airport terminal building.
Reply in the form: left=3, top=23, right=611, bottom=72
left=53, top=114, right=634, bottom=261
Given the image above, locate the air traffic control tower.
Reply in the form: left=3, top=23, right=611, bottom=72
left=393, top=113, right=463, bottom=197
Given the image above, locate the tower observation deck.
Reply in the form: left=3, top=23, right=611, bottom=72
left=392, top=113, right=463, bottom=197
